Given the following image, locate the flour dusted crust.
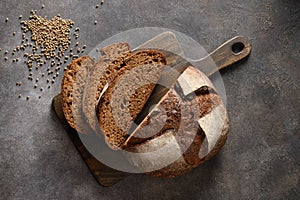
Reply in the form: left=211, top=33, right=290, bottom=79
left=123, top=66, right=229, bottom=177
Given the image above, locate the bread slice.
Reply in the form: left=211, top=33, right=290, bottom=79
left=97, top=50, right=167, bottom=149
left=124, top=66, right=229, bottom=177
left=82, top=43, right=131, bottom=133
left=61, top=56, right=94, bottom=132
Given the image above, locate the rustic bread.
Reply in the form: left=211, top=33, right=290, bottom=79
left=97, top=50, right=167, bottom=149
left=124, top=66, right=229, bottom=177
left=82, top=43, right=131, bottom=133
left=61, top=56, right=94, bottom=132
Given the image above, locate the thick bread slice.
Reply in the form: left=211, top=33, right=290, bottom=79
left=61, top=56, right=94, bottom=131
left=82, top=43, right=131, bottom=133
left=98, top=50, right=167, bottom=149
left=124, top=66, right=229, bottom=177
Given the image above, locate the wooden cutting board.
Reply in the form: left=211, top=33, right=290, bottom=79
left=52, top=32, right=251, bottom=187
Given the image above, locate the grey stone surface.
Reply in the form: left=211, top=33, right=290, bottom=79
left=0, top=0, right=299, bottom=199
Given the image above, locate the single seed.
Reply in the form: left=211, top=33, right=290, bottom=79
left=47, top=79, right=50, bottom=83
left=5, top=51, right=8, bottom=54
left=56, top=72, right=59, bottom=76
left=13, top=59, right=16, bottom=62
left=16, top=82, right=19, bottom=86
left=18, top=94, right=22, bottom=98
left=4, top=57, right=8, bottom=61
left=19, top=15, right=22, bottom=19
left=75, top=42, right=79, bottom=46
left=94, top=20, right=97, bottom=25
left=13, top=32, right=16, bottom=36
left=34, top=84, right=37, bottom=88
left=101, top=0, right=104, bottom=5
left=96, top=5, right=99, bottom=8
left=26, top=96, right=30, bottom=100
left=48, top=85, right=50, bottom=89
left=40, top=88, right=43, bottom=92
left=16, top=58, right=19, bottom=62
left=5, top=18, right=8, bottom=22
left=38, top=96, right=41, bottom=99
left=82, top=45, right=86, bottom=49
left=52, top=80, right=55, bottom=83
left=41, top=4, right=45, bottom=9
left=36, top=78, right=39, bottom=82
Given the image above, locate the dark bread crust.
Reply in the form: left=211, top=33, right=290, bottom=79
left=98, top=50, right=167, bottom=149
left=61, top=55, right=94, bottom=130
left=82, top=43, right=131, bottom=132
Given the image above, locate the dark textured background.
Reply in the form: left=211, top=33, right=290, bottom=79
left=0, top=0, right=299, bottom=199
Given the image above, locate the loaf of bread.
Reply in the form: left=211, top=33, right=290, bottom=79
left=123, top=66, right=229, bottom=177
left=61, top=42, right=229, bottom=178
left=97, top=50, right=167, bottom=149
left=82, top=43, right=131, bottom=133
left=61, top=56, right=94, bottom=132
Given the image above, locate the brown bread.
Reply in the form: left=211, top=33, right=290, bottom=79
left=61, top=56, right=94, bottom=132
left=97, top=50, right=167, bottom=149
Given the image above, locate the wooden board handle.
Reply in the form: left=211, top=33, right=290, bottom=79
left=191, top=36, right=252, bottom=77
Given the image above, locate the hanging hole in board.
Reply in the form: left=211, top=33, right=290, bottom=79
left=231, top=42, right=245, bottom=54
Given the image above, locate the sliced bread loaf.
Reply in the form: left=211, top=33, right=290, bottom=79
left=97, top=50, right=167, bottom=149
left=61, top=56, right=95, bottom=132
left=123, top=66, right=229, bottom=177
left=82, top=43, right=131, bottom=133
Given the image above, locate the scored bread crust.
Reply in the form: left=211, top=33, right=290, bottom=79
left=123, top=66, right=229, bottom=177
left=61, top=56, right=94, bottom=131
left=82, top=43, right=131, bottom=133
left=98, top=50, right=167, bottom=149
